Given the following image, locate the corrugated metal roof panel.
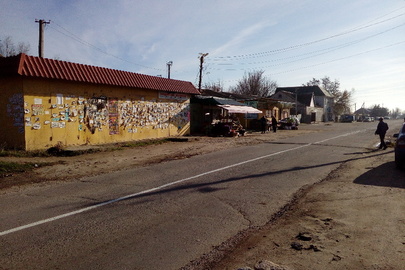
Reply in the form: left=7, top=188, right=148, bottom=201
left=0, top=54, right=199, bottom=95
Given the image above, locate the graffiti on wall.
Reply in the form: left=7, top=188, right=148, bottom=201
left=6, top=93, right=24, bottom=133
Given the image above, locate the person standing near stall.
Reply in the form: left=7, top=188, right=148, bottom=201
left=260, top=116, right=267, bottom=134
left=271, top=116, right=278, bottom=133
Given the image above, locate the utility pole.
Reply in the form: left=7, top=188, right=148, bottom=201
left=35, top=19, right=50, bottom=58
left=198, top=53, right=209, bottom=91
left=166, top=61, right=173, bottom=79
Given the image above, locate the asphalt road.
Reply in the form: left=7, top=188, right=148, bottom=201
left=1, top=121, right=402, bottom=270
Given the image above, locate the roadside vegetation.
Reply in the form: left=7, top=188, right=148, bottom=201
left=1, top=161, right=37, bottom=173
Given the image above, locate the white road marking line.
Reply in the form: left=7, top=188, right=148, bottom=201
left=0, top=130, right=366, bottom=236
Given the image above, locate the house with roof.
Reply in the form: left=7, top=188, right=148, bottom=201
left=274, top=86, right=334, bottom=122
left=0, top=54, right=199, bottom=150
left=353, top=107, right=372, bottom=122
left=270, top=90, right=323, bottom=123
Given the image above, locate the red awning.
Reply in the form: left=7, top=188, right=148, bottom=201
left=218, top=105, right=262, bottom=114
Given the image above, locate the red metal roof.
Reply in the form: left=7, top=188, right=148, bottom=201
left=0, top=54, right=200, bottom=95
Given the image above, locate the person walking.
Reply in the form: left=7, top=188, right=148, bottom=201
left=375, top=117, right=389, bottom=150
left=271, top=116, right=278, bottom=133
left=260, top=116, right=267, bottom=134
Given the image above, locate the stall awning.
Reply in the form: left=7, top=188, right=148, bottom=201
left=218, top=105, right=262, bottom=114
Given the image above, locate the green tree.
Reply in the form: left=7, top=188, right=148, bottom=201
left=230, top=70, right=277, bottom=97
left=0, top=36, right=30, bottom=57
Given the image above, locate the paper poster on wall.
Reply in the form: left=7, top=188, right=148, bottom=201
left=108, top=99, right=119, bottom=135
left=56, top=94, right=64, bottom=105
left=33, top=123, right=41, bottom=130
left=34, top=98, right=42, bottom=105
left=31, top=104, right=44, bottom=115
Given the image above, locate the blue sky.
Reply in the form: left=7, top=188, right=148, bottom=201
left=1, top=0, right=405, bottom=112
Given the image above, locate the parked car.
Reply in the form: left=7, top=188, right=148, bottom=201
left=278, top=117, right=300, bottom=130
left=364, top=117, right=374, bottom=122
left=393, top=123, right=405, bottom=168
left=340, top=114, right=354, bottom=123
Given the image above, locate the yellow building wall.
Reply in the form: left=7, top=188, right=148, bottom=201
left=1, top=77, right=191, bottom=150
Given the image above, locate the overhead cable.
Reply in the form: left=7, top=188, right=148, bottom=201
left=211, top=12, right=405, bottom=60
left=49, top=20, right=164, bottom=71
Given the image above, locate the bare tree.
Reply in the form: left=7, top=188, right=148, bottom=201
left=304, top=76, right=352, bottom=115
left=230, top=70, right=277, bottom=97
left=304, top=76, right=340, bottom=95
left=333, top=89, right=353, bottom=115
left=0, top=36, right=30, bottom=57
left=204, top=80, right=224, bottom=92
left=391, top=108, right=402, bottom=119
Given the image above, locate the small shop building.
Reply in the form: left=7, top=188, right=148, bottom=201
left=190, top=90, right=263, bottom=136
left=0, top=54, right=200, bottom=150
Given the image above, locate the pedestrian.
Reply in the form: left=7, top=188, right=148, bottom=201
left=271, top=116, right=278, bottom=133
left=260, top=116, right=267, bottom=134
left=375, top=117, right=389, bottom=150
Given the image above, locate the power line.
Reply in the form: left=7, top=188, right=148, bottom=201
left=267, top=40, right=405, bottom=76
left=207, top=22, right=405, bottom=71
left=206, top=39, right=405, bottom=86
left=49, top=20, right=163, bottom=72
left=210, top=11, right=405, bottom=60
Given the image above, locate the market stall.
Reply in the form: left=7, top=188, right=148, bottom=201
left=190, top=95, right=263, bottom=136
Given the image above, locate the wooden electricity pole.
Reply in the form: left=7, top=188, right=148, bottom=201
left=198, top=53, right=208, bottom=91
left=35, top=19, right=50, bottom=58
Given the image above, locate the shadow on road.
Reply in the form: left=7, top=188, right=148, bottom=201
left=266, top=141, right=380, bottom=154
left=353, top=161, right=405, bottom=189
left=83, top=150, right=399, bottom=208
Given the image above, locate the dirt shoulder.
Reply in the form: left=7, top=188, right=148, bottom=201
left=210, top=147, right=405, bottom=270
left=0, top=127, right=316, bottom=191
